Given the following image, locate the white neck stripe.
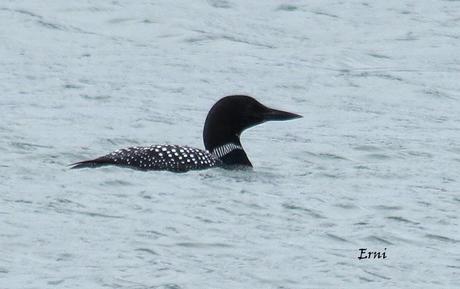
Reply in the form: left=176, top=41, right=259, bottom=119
left=211, top=143, right=243, bottom=159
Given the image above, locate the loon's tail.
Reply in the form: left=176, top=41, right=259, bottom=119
left=69, top=158, right=112, bottom=169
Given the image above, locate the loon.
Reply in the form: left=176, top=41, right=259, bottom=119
left=70, top=95, right=301, bottom=172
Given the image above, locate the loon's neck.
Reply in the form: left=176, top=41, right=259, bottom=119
left=210, top=141, right=252, bottom=167
left=203, top=130, right=252, bottom=167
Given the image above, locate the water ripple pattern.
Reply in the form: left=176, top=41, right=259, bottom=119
left=1, top=0, right=459, bottom=288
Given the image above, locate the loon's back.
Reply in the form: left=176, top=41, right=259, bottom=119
left=71, top=145, right=220, bottom=172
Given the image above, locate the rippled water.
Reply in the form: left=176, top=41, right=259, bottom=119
left=1, top=0, right=460, bottom=288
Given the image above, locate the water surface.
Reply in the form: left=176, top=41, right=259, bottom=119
left=1, top=0, right=459, bottom=288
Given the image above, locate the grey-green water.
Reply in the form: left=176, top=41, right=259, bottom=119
left=1, top=0, right=459, bottom=288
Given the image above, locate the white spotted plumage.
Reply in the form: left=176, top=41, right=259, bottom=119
left=101, top=145, right=220, bottom=172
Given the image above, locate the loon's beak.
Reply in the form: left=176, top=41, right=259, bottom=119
left=263, top=107, right=302, bottom=121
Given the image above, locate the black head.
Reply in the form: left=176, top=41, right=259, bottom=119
left=203, top=95, right=302, bottom=156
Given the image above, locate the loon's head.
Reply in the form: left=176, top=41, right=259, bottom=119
left=203, top=95, right=302, bottom=167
